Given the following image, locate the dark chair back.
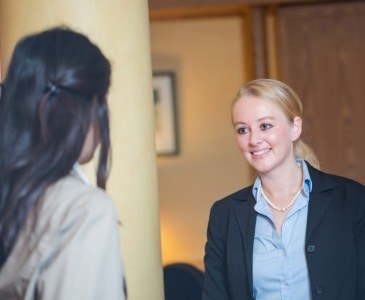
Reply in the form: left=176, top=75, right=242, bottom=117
left=163, top=263, right=204, bottom=300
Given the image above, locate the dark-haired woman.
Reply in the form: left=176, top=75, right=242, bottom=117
left=0, top=28, right=126, bottom=299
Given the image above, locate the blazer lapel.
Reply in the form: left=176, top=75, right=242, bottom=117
left=306, top=164, right=338, bottom=239
left=233, top=190, right=257, bottom=297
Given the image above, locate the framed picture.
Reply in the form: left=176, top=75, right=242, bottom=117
left=152, top=72, right=179, bottom=155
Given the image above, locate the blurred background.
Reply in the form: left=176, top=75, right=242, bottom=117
left=149, top=0, right=365, bottom=282
left=0, top=0, right=364, bottom=298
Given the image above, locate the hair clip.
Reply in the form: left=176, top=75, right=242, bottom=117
left=44, top=81, right=91, bottom=98
left=45, top=81, right=58, bottom=95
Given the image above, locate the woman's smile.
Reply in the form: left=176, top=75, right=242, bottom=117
left=251, top=148, right=272, bottom=158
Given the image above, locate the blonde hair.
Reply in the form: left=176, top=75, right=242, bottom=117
left=233, top=78, right=319, bottom=168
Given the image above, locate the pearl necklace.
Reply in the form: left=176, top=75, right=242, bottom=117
left=260, top=184, right=303, bottom=212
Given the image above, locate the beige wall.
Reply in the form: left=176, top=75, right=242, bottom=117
left=150, top=17, right=251, bottom=266
left=0, top=1, right=164, bottom=298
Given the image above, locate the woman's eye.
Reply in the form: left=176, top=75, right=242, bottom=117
left=236, top=127, right=249, bottom=135
left=260, top=123, right=273, bottom=130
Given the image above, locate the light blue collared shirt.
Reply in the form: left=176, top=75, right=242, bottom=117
left=252, top=159, right=313, bottom=300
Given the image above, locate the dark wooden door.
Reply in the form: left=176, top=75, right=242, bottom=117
left=277, top=1, right=365, bottom=183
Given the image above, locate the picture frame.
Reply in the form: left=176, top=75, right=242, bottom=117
left=152, top=72, right=179, bottom=156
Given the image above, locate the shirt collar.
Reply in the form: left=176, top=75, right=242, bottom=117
left=252, top=158, right=313, bottom=200
left=72, top=163, right=90, bottom=185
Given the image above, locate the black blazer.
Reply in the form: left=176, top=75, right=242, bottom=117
left=203, top=163, right=365, bottom=300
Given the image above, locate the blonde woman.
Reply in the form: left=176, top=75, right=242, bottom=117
left=203, top=79, right=365, bottom=300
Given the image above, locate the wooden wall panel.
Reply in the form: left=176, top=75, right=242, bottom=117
left=277, top=1, right=365, bottom=183
left=149, top=0, right=332, bottom=9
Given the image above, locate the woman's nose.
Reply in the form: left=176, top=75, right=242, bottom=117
left=249, top=129, right=262, bottom=145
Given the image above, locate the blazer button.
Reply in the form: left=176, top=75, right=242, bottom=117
left=315, top=286, right=323, bottom=295
left=307, top=245, right=315, bottom=252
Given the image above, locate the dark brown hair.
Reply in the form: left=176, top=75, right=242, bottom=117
left=0, top=27, right=111, bottom=267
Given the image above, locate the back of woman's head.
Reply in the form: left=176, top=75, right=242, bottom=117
left=0, top=27, right=111, bottom=267
left=233, top=78, right=319, bottom=168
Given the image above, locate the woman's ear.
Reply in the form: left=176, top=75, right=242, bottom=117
left=291, top=116, right=302, bottom=142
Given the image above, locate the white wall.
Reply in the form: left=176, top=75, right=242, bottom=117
left=150, top=16, right=252, bottom=267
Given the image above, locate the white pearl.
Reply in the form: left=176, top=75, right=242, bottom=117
left=260, top=184, right=303, bottom=212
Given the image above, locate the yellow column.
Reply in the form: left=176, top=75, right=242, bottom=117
left=0, top=1, right=164, bottom=299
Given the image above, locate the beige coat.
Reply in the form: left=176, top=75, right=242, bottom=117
left=0, top=170, right=125, bottom=300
